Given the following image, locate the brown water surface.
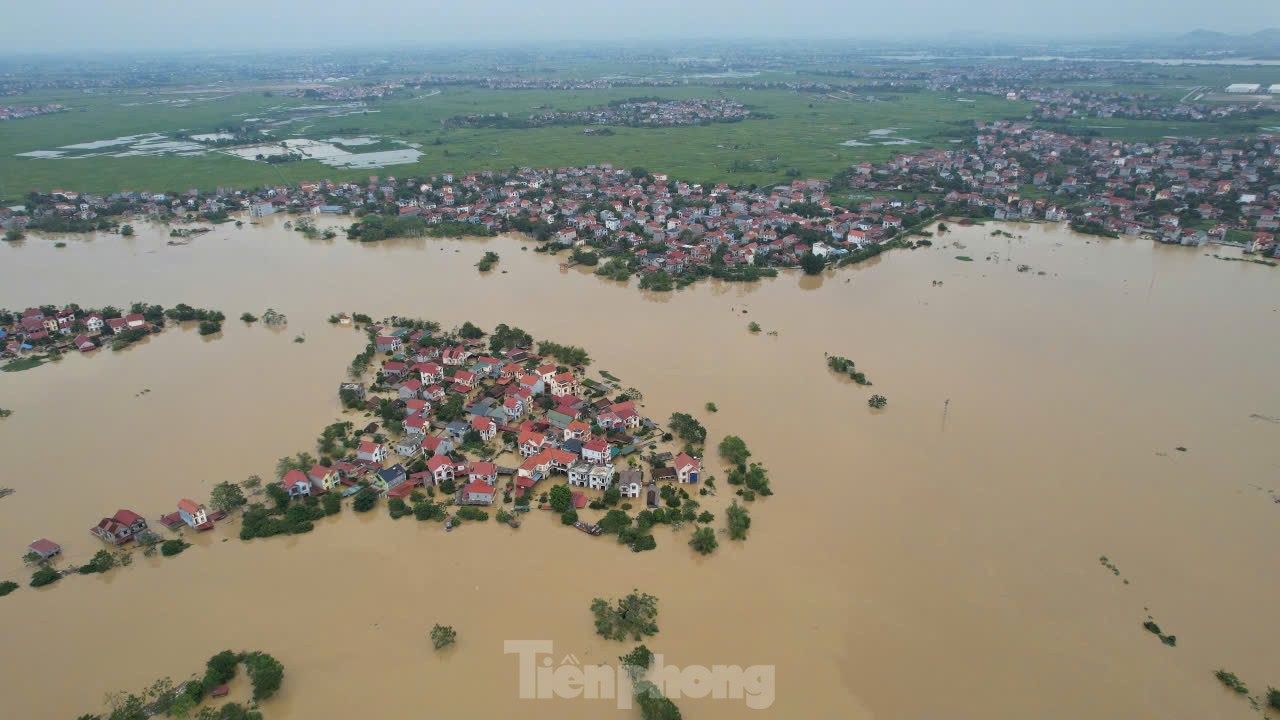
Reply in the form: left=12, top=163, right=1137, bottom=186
left=0, top=218, right=1278, bottom=719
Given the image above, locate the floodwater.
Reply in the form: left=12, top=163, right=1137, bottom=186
left=1, top=218, right=1278, bottom=719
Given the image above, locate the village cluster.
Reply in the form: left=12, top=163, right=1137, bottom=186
left=446, top=98, right=753, bottom=129
left=7, top=116, right=1280, bottom=277
left=0, top=103, right=64, bottom=121
left=841, top=120, right=1280, bottom=251
left=2, top=306, right=148, bottom=357
left=19, top=318, right=711, bottom=573
left=331, top=322, right=701, bottom=517
left=0, top=303, right=223, bottom=363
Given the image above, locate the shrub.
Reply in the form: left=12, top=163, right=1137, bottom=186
left=689, top=527, right=718, bottom=555
left=161, top=539, right=190, bottom=557
left=0, top=580, right=19, bottom=596
left=1214, top=669, right=1248, bottom=695
left=431, top=624, right=457, bottom=650
left=30, top=567, right=60, bottom=587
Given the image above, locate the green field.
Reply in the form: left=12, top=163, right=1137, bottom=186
left=0, top=85, right=1026, bottom=200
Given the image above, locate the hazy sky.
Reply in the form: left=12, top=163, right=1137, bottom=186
left=3, top=0, right=1278, bottom=52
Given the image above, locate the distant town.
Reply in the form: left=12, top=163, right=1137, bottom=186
left=6, top=117, right=1278, bottom=283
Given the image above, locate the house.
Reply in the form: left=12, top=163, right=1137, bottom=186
left=177, top=498, right=212, bottom=530
left=445, top=420, right=470, bottom=442
left=673, top=453, right=700, bottom=483
left=356, top=441, right=387, bottom=464
left=375, top=335, right=402, bottom=353
left=427, top=454, right=463, bottom=485
left=395, top=433, right=422, bottom=455
left=420, top=435, right=454, bottom=456
left=564, top=420, right=591, bottom=441
left=551, top=372, right=578, bottom=397
left=73, top=334, right=96, bottom=352
left=468, top=461, right=498, bottom=484
left=376, top=464, right=408, bottom=493
left=85, top=314, right=104, bottom=333
left=398, top=379, right=423, bottom=400
left=307, top=465, right=340, bottom=492
left=582, top=437, right=611, bottom=464
left=518, top=430, right=547, bottom=457
left=503, top=395, right=526, bottom=419
left=281, top=470, right=312, bottom=497
left=535, top=363, right=558, bottom=383
left=460, top=480, right=495, bottom=505
left=417, top=362, right=444, bottom=384
left=469, top=416, right=497, bottom=441
left=90, top=509, right=148, bottom=545
left=403, top=415, right=429, bottom=436
left=618, top=470, right=644, bottom=498
left=27, top=538, right=61, bottom=560
left=568, top=462, right=616, bottom=490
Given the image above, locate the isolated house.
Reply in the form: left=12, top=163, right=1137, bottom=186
left=177, top=498, right=212, bottom=530
left=90, top=509, right=148, bottom=545
left=27, top=538, right=61, bottom=560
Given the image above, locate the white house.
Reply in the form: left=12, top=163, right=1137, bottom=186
left=568, top=462, right=615, bottom=490
left=357, top=441, right=387, bottom=464
left=673, top=453, right=700, bottom=483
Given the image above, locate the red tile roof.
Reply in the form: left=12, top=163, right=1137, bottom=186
left=112, top=509, right=143, bottom=525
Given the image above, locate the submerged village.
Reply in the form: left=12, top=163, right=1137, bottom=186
left=5, top=313, right=765, bottom=595
left=4, top=119, right=1280, bottom=282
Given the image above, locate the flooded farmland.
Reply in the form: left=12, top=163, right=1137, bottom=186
left=0, top=218, right=1278, bottom=719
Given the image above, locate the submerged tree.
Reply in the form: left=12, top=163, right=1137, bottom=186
left=590, top=590, right=660, bottom=641
left=431, top=624, right=457, bottom=650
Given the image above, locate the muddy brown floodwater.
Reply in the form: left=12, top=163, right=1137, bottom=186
left=1, top=217, right=1278, bottom=719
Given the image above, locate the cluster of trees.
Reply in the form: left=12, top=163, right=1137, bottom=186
left=595, top=257, right=633, bottom=281
left=726, top=463, right=772, bottom=498
left=570, top=248, right=600, bottom=266
left=488, top=323, right=532, bottom=354
left=346, top=215, right=494, bottom=242
left=240, top=493, right=335, bottom=540
left=81, top=649, right=283, bottom=720
left=538, top=340, right=590, bottom=366
left=78, top=548, right=131, bottom=575
left=668, top=412, right=706, bottom=447
left=591, top=590, right=660, bottom=641
left=476, top=251, right=500, bottom=271
left=827, top=355, right=871, bottom=385
left=638, top=269, right=674, bottom=291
